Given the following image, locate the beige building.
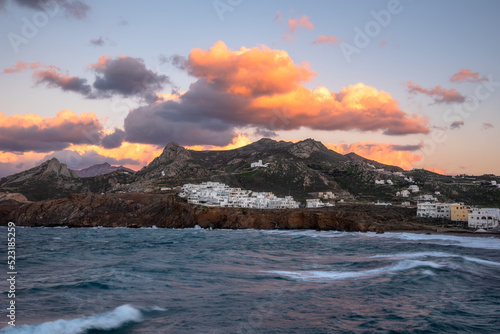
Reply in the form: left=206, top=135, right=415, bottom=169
left=450, top=204, right=471, bottom=223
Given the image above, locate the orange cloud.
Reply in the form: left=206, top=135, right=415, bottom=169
left=185, top=134, right=252, bottom=151
left=0, top=110, right=103, bottom=153
left=326, top=142, right=423, bottom=170
left=311, top=35, right=338, bottom=45
left=288, top=15, right=313, bottom=33
left=67, top=142, right=162, bottom=170
left=407, top=81, right=465, bottom=104
left=124, top=41, right=430, bottom=149
left=187, top=41, right=316, bottom=97
left=450, top=69, right=487, bottom=83
left=3, top=61, right=60, bottom=74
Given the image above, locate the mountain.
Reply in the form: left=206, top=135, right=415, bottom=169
left=0, top=158, right=136, bottom=201
left=2, top=138, right=499, bottom=205
left=76, top=162, right=135, bottom=178
left=0, top=158, right=80, bottom=201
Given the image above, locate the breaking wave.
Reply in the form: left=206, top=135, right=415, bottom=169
left=0, top=304, right=165, bottom=334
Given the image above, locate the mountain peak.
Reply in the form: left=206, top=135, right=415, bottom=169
left=289, top=138, right=329, bottom=158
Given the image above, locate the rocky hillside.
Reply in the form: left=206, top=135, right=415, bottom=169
left=0, top=192, right=431, bottom=232
left=76, top=162, right=135, bottom=178
left=1, top=138, right=498, bottom=205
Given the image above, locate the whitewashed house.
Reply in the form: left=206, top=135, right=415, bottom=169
left=251, top=160, right=269, bottom=168
left=408, top=185, right=420, bottom=193
left=468, top=208, right=500, bottom=229
left=417, top=202, right=437, bottom=218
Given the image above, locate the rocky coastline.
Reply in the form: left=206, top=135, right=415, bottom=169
left=0, top=192, right=473, bottom=234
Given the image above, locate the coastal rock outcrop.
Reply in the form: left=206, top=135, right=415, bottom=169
left=0, top=193, right=428, bottom=232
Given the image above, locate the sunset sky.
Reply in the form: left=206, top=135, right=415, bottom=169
left=1, top=0, right=499, bottom=177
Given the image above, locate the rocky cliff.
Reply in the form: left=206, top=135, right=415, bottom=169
left=0, top=193, right=432, bottom=232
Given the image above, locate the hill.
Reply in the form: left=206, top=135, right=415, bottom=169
left=1, top=138, right=499, bottom=205
left=75, top=162, right=135, bottom=178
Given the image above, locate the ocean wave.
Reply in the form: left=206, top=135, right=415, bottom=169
left=0, top=304, right=164, bottom=334
left=380, top=232, right=500, bottom=250
left=267, top=259, right=443, bottom=282
left=371, top=251, right=500, bottom=267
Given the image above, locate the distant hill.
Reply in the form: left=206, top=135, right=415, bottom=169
left=76, top=162, right=135, bottom=178
left=1, top=138, right=499, bottom=205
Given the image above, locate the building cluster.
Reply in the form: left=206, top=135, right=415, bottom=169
left=179, top=182, right=299, bottom=209
left=306, top=199, right=334, bottom=208
left=417, top=202, right=500, bottom=229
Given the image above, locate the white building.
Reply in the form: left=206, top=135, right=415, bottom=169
left=386, top=180, right=394, bottom=185
left=417, top=202, right=437, bottom=218
left=415, top=194, right=438, bottom=202
left=408, top=185, right=420, bottom=193
left=396, top=190, right=410, bottom=197
left=436, top=203, right=452, bottom=219
left=251, top=160, right=269, bottom=168
left=179, top=182, right=299, bottom=209
left=375, top=180, right=385, bottom=185
left=468, top=208, right=500, bottom=229
left=306, top=199, right=334, bottom=208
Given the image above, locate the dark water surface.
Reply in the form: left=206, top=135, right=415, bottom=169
left=1, top=227, right=499, bottom=333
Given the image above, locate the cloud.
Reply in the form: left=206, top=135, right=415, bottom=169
left=89, top=36, right=104, bottom=46
left=0, top=110, right=104, bottom=153
left=407, top=81, right=466, bottom=104
left=288, top=15, right=313, bottom=33
left=482, top=122, right=494, bottom=130
left=326, top=142, right=423, bottom=170
left=311, top=35, right=338, bottom=45
left=450, top=121, right=464, bottom=130
left=3, top=61, right=59, bottom=73
left=388, top=142, right=424, bottom=151
left=12, top=0, right=90, bottom=19
left=450, top=69, right=487, bottom=83
left=7, top=56, right=171, bottom=100
left=101, top=128, right=125, bottom=149
left=90, top=55, right=170, bottom=100
left=275, top=10, right=283, bottom=23
left=39, top=149, right=139, bottom=170
left=34, top=69, right=92, bottom=95
left=122, top=41, right=429, bottom=147
left=184, top=134, right=252, bottom=151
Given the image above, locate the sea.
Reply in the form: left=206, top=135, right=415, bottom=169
left=1, top=226, right=499, bottom=334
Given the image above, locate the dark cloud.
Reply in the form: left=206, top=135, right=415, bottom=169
left=39, top=150, right=139, bottom=170
left=0, top=0, right=7, bottom=12
left=13, top=0, right=90, bottom=19
left=0, top=111, right=103, bottom=153
left=254, top=128, right=278, bottom=138
left=118, top=16, right=129, bottom=25
left=0, top=162, right=24, bottom=178
left=160, top=54, right=188, bottom=70
left=89, top=36, right=104, bottom=46
left=389, top=143, right=424, bottom=151
left=101, top=129, right=125, bottom=149
left=124, top=93, right=236, bottom=147
left=407, top=81, right=466, bottom=104
left=34, top=69, right=92, bottom=95
left=22, top=56, right=170, bottom=100
left=92, top=56, right=170, bottom=99
left=450, top=121, right=464, bottom=130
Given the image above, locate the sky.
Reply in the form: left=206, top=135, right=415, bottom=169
left=1, top=0, right=499, bottom=177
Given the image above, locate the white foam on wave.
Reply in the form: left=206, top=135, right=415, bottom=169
left=261, top=230, right=347, bottom=238
left=268, top=259, right=442, bottom=282
left=371, top=251, right=500, bottom=267
left=0, top=304, right=155, bottom=334
left=380, top=232, right=500, bottom=250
